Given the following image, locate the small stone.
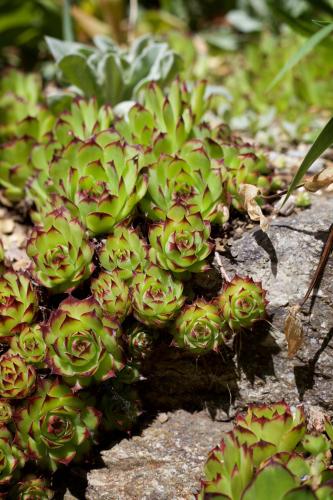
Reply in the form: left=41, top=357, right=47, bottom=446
left=274, top=195, right=295, bottom=216
left=157, top=413, right=169, bottom=424
left=0, top=219, right=14, bottom=234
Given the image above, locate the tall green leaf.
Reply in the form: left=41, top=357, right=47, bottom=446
left=284, top=115, right=333, bottom=203
left=62, top=0, right=74, bottom=42
left=268, top=22, right=333, bottom=90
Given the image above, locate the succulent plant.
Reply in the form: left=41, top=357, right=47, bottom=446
left=217, top=276, right=267, bottom=332
left=91, top=270, right=131, bottom=322
left=233, top=402, right=306, bottom=456
left=130, top=265, right=185, bottom=327
left=0, top=401, right=12, bottom=424
left=54, top=98, right=113, bottom=147
left=0, top=353, right=36, bottom=399
left=14, top=378, right=100, bottom=470
left=49, top=131, right=150, bottom=235
left=0, top=103, right=55, bottom=203
left=0, top=70, right=42, bottom=139
left=149, top=203, right=213, bottom=274
left=99, top=224, right=149, bottom=280
left=172, top=299, right=227, bottom=354
left=43, top=297, right=124, bottom=390
left=0, top=137, right=35, bottom=202
left=0, top=425, right=25, bottom=485
left=197, top=402, right=333, bottom=500
left=9, top=324, right=47, bottom=367
left=8, top=474, right=54, bottom=500
left=116, top=79, right=209, bottom=152
left=27, top=207, right=94, bottom=294
left=220, top=145, right=270, bottom=211
left=140, top=142, right=226, bottom=224
left=127, top=322, right=157, bottom=359
left=0, top=271, right=38, bottom=340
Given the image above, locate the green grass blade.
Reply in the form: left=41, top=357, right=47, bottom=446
left=284, top=115, right=333, bottom=203
left=268, top=22, right=333, bottom=91
left=63, top=0, right=74, bottom=42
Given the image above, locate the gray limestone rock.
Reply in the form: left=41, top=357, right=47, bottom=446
left=87, top=410, right=232, bottom=500
left=87, top=195, right=333, bottom=499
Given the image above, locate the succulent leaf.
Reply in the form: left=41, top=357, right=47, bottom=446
left=55, top=98, right=113, bottom=146
left=0, top=137, right=35, bottom=201
left=242, top=461, right=299, bottom=500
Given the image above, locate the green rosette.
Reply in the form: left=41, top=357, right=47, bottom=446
left=130, top=265, right=185, bottom=328
left=99, top=224, right=149, bottom=281
left=0, top=270, right=38, bottom=340
left=27, top=207, right=94, bottom=294
left=173, top=299, right=227, bottom=354
left=0, top=400, right=12, bottom=424
left=91, top=270, right=131, bottom=322
left=43, top=297, right=124, bottom=390
left=0, top=426, right=25, bottom=485
left=49, top=131, right=150, bottom=235
left=14, top=378, right=100, bottom=471
left=127, top=322, right=157, bottom=359
left=10, top=324, right=47, bottom=367
left=8, top=474, right=54, bottom=500
left=217, top=276, right=267, bottom=331
left=149, top=203, right=213, bottom=273
left=0, top=353, right=36, bottom=399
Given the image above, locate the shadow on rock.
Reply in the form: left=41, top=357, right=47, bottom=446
left=254, top=230, right=278, bottom=277
left=236, top=320, right=281, bottom=385
left=294, top=326, right=333, bottom=401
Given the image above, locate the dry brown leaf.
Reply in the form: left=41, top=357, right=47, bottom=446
left=304, top=165, right=333, bottom=192
left=284, top=304, right=304, bottom=358
left=238, top=184, right=269, bottom=231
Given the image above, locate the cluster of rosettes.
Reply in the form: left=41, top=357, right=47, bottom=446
left=0, top=245, right=268, bottom=489
left=198, top=402, right=333, bottom=499
left=0, top=69, right=272, bottom=494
